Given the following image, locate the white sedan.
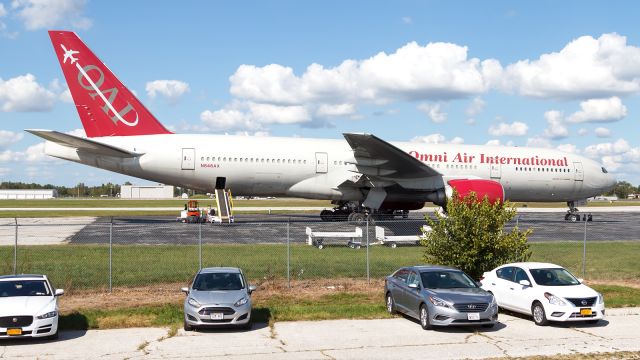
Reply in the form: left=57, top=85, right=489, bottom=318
left=480, top=262, right=604, bottom=326
left=0, top=274, right=64, bottom=339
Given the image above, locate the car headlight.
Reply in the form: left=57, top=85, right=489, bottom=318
left=544, top=292, right=566, bottom=306
left=597, top=292, right=605, bottom=304
left=187, top=297, right=200, bottom=308
left=234, top=297, right=248, bottom=307
left=490, top=295, right=497, bottom=306
left=428, top=295, right=453, bottom=309
left=37, top=311, right=58, bottom=319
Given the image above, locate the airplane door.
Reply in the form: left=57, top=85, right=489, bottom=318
left=315, top=152, right=328, bottom=173
left=490, top=163, right=501, bottom=179
left=181, top=148, right=195, bottom=170
left=573, top=162, right=584, bottom=181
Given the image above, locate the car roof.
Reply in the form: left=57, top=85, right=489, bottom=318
left=0, top=274, right=47, bottom=281
left=406, top=265, right=462, bottom=272
left=499, top=262, right=563, bottom=270
left=198, top=267, right=242, bottom=274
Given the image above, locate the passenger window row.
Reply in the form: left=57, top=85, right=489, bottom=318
left=200, top=156, right=307, bottom=165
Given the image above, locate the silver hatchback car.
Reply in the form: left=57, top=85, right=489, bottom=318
left=182, top=267, right=257, bottom=330
left=385, top=265, right=498, bottom=330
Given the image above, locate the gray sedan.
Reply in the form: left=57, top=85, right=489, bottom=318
left=182, top=267, right=256, bottom=330
left=385, top=265, right=498, bottom=330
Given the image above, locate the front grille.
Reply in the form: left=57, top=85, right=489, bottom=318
left=0, top=316, right=33, bottom=327
left=199, top=307, right=235, bottom=316
left=570, top=312, right=596, bottom=318
left=200, top=318, right=233, bottom=323
left=453, top=303, right=489, bottom=313
left=565, top=297, right=597, bottom=307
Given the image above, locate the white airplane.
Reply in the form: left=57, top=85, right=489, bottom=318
left=27, top=31, right=616, bottom=222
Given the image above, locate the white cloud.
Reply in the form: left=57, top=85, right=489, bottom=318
left=542, top=110, right=568, bottom=139
left=315, top=103, right=355, bottom=117
left=145, top=80, right=190, bottom=104
left=0, top=73, right=56, bottom=112
left=199, top=101, right=310, bottom=132
left=0, top=130, right=24, bottom=148
left=595, top=127, right=612, bottom=138
left=12, top=0, right=92, bottom=30
left=501, top=33, right=640, bottom=99
left=567, top=97, right=627, bottom=123
left=411, top=133, right=464, bottom=144
left=485, top=139, right=514, bottom=146
left=465, top=97, right=485, bottom=117
left=583, top=138, right=640, bottom=173
left=577, top=128, right=589, bottom=136
left=230, top=41, right=501, bottom=107
left=0, top=3, right=7, bottom=17
left=526, top=137, right=552, bottom=148
left=488, top=121, right=528, bottom=136
left=557, top=144, right=578, bottom=154
left=417, top=102, right=447, bottom=123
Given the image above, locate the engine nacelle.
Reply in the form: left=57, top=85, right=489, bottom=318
left=446, top=179, right=505, bottom=205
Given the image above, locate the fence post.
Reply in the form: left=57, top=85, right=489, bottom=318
left=109, top=217, right=113, bottom=293
left=13, top=218, right=17, bottom=275
left=287, top=219, right=291, bottom=289
left=366, top=217, right=370, bottom=285
left=198, top=221, right=202, bottom=270
left=582, top=216, right=587, bottom=279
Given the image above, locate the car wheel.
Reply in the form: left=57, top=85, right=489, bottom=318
left=532, top=302, right=549, bottom=326
left=183, top=318, right=194, bottom=331
left=419, top=304, right=433, bottom=330
left=386, top=292, right=396, bottom=315
left=240, top=320, right=252, bottom=330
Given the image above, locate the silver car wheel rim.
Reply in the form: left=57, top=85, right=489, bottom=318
left=533, top=306, right=544, bottom=323
left=387, top=296, right=392, bottom=312
left=420, top=308, right=427, bottom=326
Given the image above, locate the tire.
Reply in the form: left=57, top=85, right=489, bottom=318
left=419, top=304, right=433, bottom=330
left=570, top=214, right=579, bottom=222
left=532, top=302, right=549, bottom=326
left=389, top=242, right=397, bottom=249
left=386, top=292, right=396, bottom=315
left=184, top=318, right=194, bottom=331
left=240, top=320, right=252, bottom=330
left=320, top=210, right=332, bottom=222
left=317, top=243, right=324, bottom=250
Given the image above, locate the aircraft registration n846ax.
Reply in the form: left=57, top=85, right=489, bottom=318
left=27, top=31, right=616, bottom=222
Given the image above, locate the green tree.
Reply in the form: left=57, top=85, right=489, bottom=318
left=422, top=192, right=532, bottom=279
left=606, top=181, right=636, bottom=199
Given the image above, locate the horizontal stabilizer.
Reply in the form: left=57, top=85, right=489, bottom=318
left=25, top=129, right=141, bottom=158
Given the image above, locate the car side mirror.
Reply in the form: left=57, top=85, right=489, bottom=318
left=519, top=280, right=531, bottom=287
left=476, top=281, right=483, bottom=287
left=180, top=287, right=189, bottom=294
left=248, top=285, right=257, bottom=294
left=54, top=289, right=64, bottom=296
left=408, top=283, right=420, bottom=290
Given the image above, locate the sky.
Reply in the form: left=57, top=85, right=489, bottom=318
left=0, top=0, right=639, bottom=187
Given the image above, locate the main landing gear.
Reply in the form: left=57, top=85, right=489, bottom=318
left=564, top=201, right=593, bottom=222
left=319, top=202, right=409, bottom=224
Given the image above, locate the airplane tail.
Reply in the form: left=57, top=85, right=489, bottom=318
left=49, top=30, right=172, bottom=137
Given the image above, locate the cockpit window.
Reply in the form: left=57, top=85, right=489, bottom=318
left=601, top=167, right=608, bottom=174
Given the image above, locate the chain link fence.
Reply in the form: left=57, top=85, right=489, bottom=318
left=1, top=213, right=639, bottom=291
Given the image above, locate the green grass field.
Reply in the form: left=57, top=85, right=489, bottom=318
left=1, top=241, right=638, bottom=290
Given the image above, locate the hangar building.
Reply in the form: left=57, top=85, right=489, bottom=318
left=120, top=185, right=174, bottom=199
left=0, top=189, right=58, bottom=199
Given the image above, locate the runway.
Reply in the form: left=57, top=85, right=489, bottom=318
left=58, top=210, right=640, bottom=245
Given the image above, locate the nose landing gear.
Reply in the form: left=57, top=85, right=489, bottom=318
left=565, top=201, right=593, bottom=222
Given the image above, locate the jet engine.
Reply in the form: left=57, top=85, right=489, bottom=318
left=426, top=179, right=505, bottom=207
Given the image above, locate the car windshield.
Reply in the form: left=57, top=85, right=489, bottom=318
left=0, top=280, right=51, bottom=297
left=420, top=270, right=477, bottom=289
left=529, top=268, right=580, bottom=286
left=193, top=272, right=244, bottom=291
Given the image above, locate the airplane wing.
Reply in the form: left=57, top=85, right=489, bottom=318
left=342, top=133, right=440, bottom=179
left=25, top=129, right=141, bottom=158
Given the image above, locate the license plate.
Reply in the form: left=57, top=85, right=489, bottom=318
left=580, top=308, right=593, bottom=316
left=211, top=312, right=224, bottom=320
left=7, top=328, right=22, bottom=336
left=467, top=313, right=480, bottom=321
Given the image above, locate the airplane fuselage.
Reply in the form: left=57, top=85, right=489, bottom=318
left=44, top=134, right=615, bottom=204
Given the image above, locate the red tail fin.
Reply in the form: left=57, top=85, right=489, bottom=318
left=49, top=30, right=172, bottom=137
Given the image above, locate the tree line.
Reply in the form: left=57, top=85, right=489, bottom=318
left=0, top=181, right=124, bottom=198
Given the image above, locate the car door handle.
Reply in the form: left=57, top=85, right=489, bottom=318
left=491, top=283, right=496, bottom=286
left=509, top=287, right=514, bottom=290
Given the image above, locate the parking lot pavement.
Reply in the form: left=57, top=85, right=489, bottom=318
left=2, top=308, right=640, bottom=359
